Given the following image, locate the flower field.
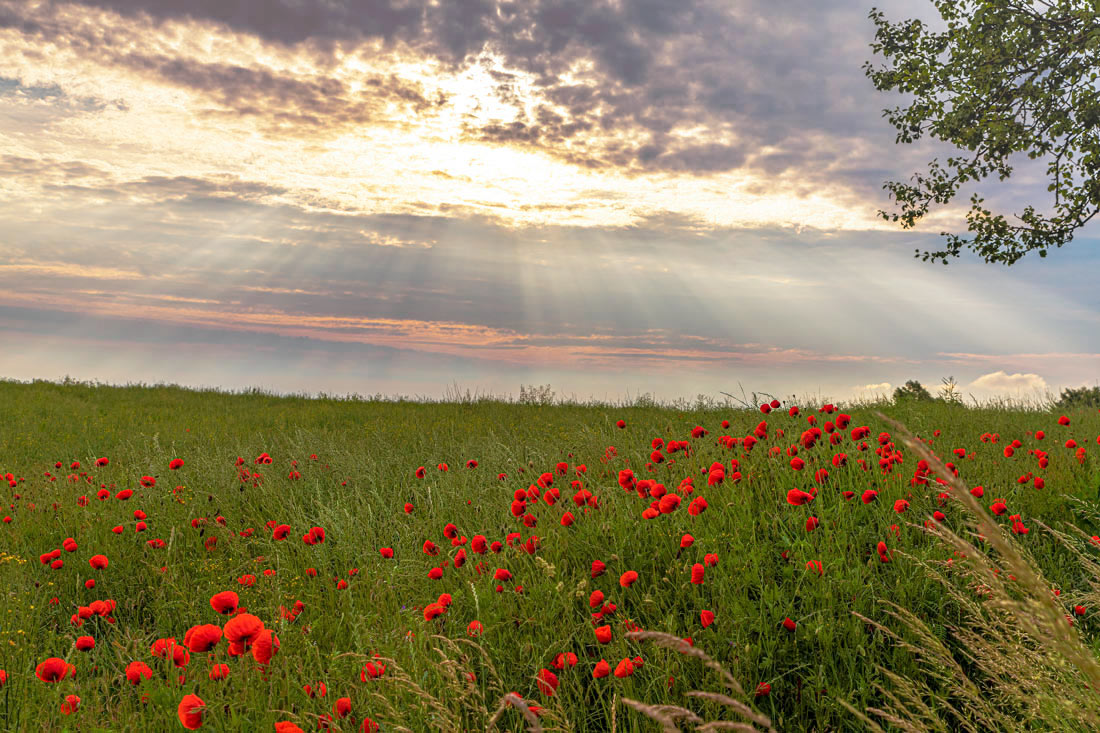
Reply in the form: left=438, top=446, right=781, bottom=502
left=2, top=380, right=1099, bottom=731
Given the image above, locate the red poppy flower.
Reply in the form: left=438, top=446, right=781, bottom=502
left=536, top=668, right=559, bottom=696
left=786, top=489, right=814, bottom=506
left=361, top=661, right=386, bottom=680
left=467, top=620, right=483, bottom=636
left=125, top=661, right=152, bottom=685
left=169, top=458, right=184, bottom=470
left=595, top=625, right=612, bottom=644
left=415, top=467, right=426, bottom=478
left=782, top=617, right=797, bottom=632
left=209, top=591, right=238, bottom=615
left=75, top=635, right=95, bottom=651
left=223, top=614, right=264, bottom=651
left=619, top=570, right=638, bottom=588
left=89, top=554, right=108, bottom=570
left=616, top=420, right=626, bottom=429
left=274, top=723, right=304, bottom=733
left=423, top=603, right=446, bottom=621
left=690, top=563, right=705, bottom=585
left=177, top=694, right=205, bottom=730
left=861, top=489, right=878, bottom=504
left=251, top=629, right=279, bottom=665
left=61, top=694, right=80, bottom=715
left=184, top=624, right=223, bottom=653
left=700, top=610, right=715, bottom=628
left=209, top=664, right=230, bottom=681
left=36, top=657, right=70, bottom=682
left=688, top=496, right=708, bottom=515
left=591, top=559, right=607, bottom=578
left=755, top=682, right=771, bottom=698
left=1058, top=415, right=1070, bottom=426
left=613, top=658, right=634, bottom=678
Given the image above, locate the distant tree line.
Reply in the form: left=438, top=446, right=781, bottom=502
left=893, top=377, right=963, bottom=405
left=893, top=379, right=1100, bottom=409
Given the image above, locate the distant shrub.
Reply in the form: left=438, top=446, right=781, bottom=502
left=1056, top=385, right=1100, bottom=409
left=938, top=376, right=964, bottom=405
left=893, top=380, right=934, bottom=402
left=518, top=383, right=555, bottom=406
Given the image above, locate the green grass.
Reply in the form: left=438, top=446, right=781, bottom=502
left=1, top=379, right=1098, bottom=731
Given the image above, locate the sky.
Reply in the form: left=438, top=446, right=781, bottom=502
left=1, top=0, right=1098, bottom=404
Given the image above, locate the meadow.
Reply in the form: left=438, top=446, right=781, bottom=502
left=2, top=379, right=1099, bottom=732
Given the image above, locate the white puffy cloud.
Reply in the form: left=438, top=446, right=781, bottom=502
left=855, top=382, right=892, bottom=392
left=969, top=371, right=1048, bottom=393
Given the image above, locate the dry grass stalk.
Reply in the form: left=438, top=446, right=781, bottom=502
left=618, top=698, right=701, bottom=732
left=878, top=412, right=1100, bottom=687
left=429, top=635, right=493, bottom=725
left=622, top=631, right=775, bottom=733
left=486, top=692, right=544, bottom=732
left=852, top=413, right=1100, bottom=729
left=695, top=722, right=770, bottom=733
left=372, top=655, right=460, bottom=731
left=684, top=692, right=773, bottom=730
left=625, top=631, right=744, bottom=695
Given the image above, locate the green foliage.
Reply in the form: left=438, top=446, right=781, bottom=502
left=939, top=375, right=964, bottom=405
left=865, top=1, right=1100, bottom=264
left=0, top=380, right=1097, bottom=731
left=1057, top=384, right=1100, bottom=409
left=893, top=379, right=935, bottom=402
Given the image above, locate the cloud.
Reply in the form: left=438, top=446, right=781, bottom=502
left=0, top=0, right=956, bottom=198
left=857, top=382, right=892, bottom=392
left=969, top=371, right=1048, bottom=393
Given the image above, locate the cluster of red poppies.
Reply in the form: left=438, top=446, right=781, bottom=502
left=6, top=406, right=1098, bottom=729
